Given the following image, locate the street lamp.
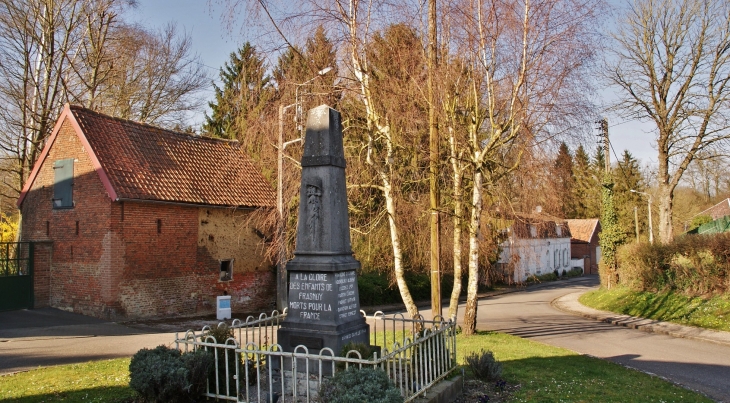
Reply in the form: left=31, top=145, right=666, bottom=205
left=630, top=189, right=654, bottom=244
left=276, top=67, right=333, bottom=311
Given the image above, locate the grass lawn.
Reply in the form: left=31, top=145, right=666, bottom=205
left=0, top=331, right=712, bottom=402
left=459, top=331, right=712, bottom=402
left=0, top=358, right=134, bottom=402
left=580, top=286, right=730, bottom=332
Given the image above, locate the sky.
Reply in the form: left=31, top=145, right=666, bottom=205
left=126, top=0, right=660, bottom=166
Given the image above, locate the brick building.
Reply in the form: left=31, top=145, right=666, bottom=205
left=565, top=219, right=601, bottom=275
left=17, top=104, right=276, bottom=319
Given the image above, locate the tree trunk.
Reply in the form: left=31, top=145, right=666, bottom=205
left=348, top=7, right=419, bottom=320
left=463, top=170, right=483, bottom=335
left=657, top=183, right=674, bottom=243
left=382, top=177, right=419, bottom=319
left=427, top=0, right=441, bottom=321
left=448, top=168, right=464, bottom=320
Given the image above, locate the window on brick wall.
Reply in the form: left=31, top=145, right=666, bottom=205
left=53, top=159, right=74, bottom=209
left=220, top=260, right=233, bottom=282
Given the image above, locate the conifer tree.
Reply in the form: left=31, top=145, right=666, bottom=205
left=613, top=150, right=647, bottom=241
left=572, top=145, right=601, bottom=218
left=203, top=43, right=272, bottom=141
left=273, top=26, right=339, bottom=127
left=552, top=142, right=576, bottom=218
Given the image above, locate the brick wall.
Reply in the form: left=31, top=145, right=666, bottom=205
left=115, top=202, right=274, bottom=318
left=20, top=120, right=113, bottom=317
left=196, top=208, right=275, bottom=314
left=32, top=242, right=53, bottom=308
left=20, top=117, right=274, bottom=319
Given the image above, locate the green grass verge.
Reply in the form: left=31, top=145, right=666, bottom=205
left=580, top=287, right=730, bottom=332
left=0, top=358, right=134, bottom=402
left=458, top=331, right=711, bottom=402
left=0, top=332, right=712, bottom=402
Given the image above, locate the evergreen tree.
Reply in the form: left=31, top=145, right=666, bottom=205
left=572, top=144, right=601, bottom=218
left=273, top=25, right=339, bottom=122
left=592, top=145, right=606, bottom=173
left=613, top=150, right=647, bottom=241
left=304, top=26, right=340, bottom=108
left=552, top=142, right=576, bottom=218
left=203, top=43, right=272, bottom=141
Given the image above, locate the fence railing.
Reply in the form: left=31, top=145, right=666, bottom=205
left=0, top=242, right=32, bottom=277
left=174, top=310, right=458, bottom=402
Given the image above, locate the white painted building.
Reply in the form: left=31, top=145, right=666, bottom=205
left=495, top=213, right=573, bottom=283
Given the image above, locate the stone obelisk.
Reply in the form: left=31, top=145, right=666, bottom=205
left=277, top=105, right=369, bottom=355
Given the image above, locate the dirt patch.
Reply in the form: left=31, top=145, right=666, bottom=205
left=455, top=379, right=519, bottom=403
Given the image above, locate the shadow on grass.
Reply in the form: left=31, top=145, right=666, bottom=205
left=499, top=354, right=723, bottom=402
left=0, top=352, right=135, bottom=376
left=1, top=385, right=136, bottom=403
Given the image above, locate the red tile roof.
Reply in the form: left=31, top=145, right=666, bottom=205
left=566, top=219, right=600, bottom=243
left=496, top=211, right=572, bottom=239
left=20, top=104, right=275, bottom=208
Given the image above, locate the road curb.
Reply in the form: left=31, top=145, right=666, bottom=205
left=552, top=291, right=730, bottom=348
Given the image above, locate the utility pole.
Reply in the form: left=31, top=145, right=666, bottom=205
left=428, top=0, right=441, bottom=320
left=634, top=206, right=639, bottom=243
left=601, top=118, right=610, bottom=174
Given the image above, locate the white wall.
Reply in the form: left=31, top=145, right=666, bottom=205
left=498, top=236, right=572, bottom=282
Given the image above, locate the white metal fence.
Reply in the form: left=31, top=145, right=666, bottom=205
left=174, top=310, right=458, bottom=402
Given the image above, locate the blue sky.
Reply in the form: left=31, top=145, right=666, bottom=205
left=127, top=0, right=659, bottom=166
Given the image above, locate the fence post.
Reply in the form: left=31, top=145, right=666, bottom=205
left=29, top=242, right=35, bottom=309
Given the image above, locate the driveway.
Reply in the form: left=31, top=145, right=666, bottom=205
left=0, top=308, right=183, bottom=375
left=447, top=276, right=730, bottom=402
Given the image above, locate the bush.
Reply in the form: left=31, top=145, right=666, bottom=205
left=465, top=349, right=502, bottom=381
left=129, top=345, right=213, bottom=403
left=337, top=342, right=377, bottom=370
left=204, top=324, right=243, bottom=391
left=526, top=272, right=558, bottom=283
left=357, top=271, right=456, bottom=306
left=320, top=367, right=403, bottom=403
left=616, top=233, right=730, bottom=295
left=565, top=267, right=583, bottom=278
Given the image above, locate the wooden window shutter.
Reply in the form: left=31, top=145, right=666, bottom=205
left=53, top=159, right=74, bottom=208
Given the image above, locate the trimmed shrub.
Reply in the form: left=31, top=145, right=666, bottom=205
left=320, top=367, right=403, bottom=403
left=129, top=345, right=212, bottom=403
left=565, top=267, right=583, bottom=278
left=526, top=272, right=558, bottom=283
left=616, top=233, right=730, bottom=295
left=465, top=349, right=502, bottom=381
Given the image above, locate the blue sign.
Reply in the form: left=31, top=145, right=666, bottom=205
left=219, top=299, right=231, bottom=309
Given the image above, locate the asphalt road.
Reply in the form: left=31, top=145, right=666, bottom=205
left=451, top=276, right=730, bottom=402
left=0, top=308, right=179, bottom=375
left=3, top=278, right=730, bottom=402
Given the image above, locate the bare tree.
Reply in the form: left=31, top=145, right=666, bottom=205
left=90, top=23, right=208, bottom=126
left=0, top=0, right=207, bottom=198
left=607, top=0, right=730, bottom=243
left=0, top=0, right=86, bottom=196
left=445, top=0, right=601, bottom=334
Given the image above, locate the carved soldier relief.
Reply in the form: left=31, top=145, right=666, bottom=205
left=306, top=182, right=322, bottom=242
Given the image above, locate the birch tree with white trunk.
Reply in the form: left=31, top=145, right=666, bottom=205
left=446, top=0, right=601, bottom=333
